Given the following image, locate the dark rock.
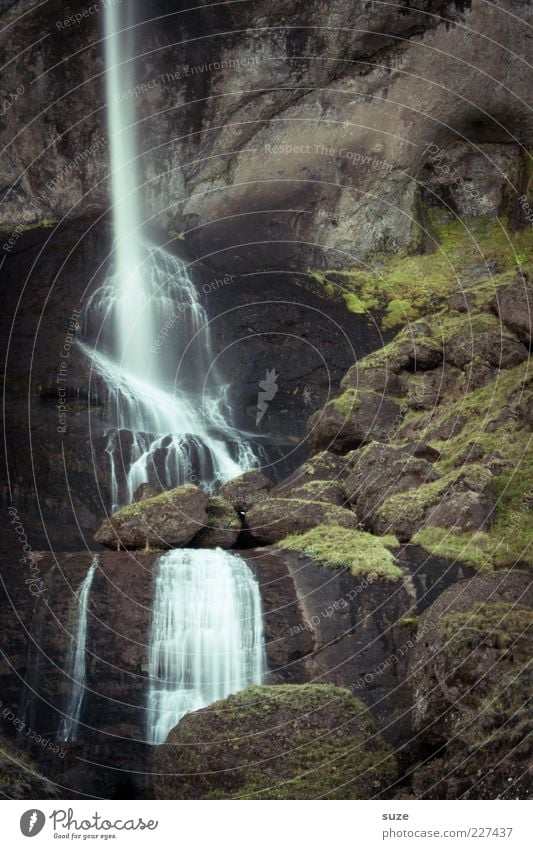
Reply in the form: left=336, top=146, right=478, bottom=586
left=133, top=483, right=163, bottom=502
left=345, top=442, right=439, bottom=530
left=219, top=470, right=272, bottom=513
left=427, top=413, right=467, bottom=440
left=193, top=496, right=241, bottom=549
left=406, top=365, right=463, bottom=410
left=446, top=328, right=527, bottom=370
left=491, top=279, right=533, bottom=346
left=277, top=479, right=346, bottom=506
left=245, top=498, right=358, bottom=545
left=94, top=484, right=209, bottom=550
left=447, top=291, right=477, bottom=313
left=153, top=684, right=398, bottom=799
left=409, top=571, right=533, bottom=799
left=274, top=450, right=351, bottom=493
left=375, top=465, right=496, bottom=540
left=307, top=390, right=404, bottom=453
left=341, top=366, right=407, bottom=397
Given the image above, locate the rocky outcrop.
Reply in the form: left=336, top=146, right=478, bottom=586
left=276, top=479, right=346, bottom=506
left=345, top=443, right=440, bottom=530
left=490, top=278, right=533, bottom=347
left=245, top=498, right=358, bottom=545
left=94, top=485, right=208, bottom=550
left=375, top=465, right=496, bottom=541
left=193, top=496, right=241, bottom=548
left=153, top=684, right=398, bottom=799
left=307, top=389, right=404, bottom=453
left=409, top=571, right=533, bottom=799
left=219, top=470, right=272, bottom=513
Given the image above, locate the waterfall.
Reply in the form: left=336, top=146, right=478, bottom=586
left=79, top=3, right=256, bottom=509
left=58, top=556, right=98, bottom=743
left=146, top=549, right=266, bottom=745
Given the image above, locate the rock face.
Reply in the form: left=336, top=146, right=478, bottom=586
left=245, top=497, right=358, bottom=545
left=277, top=479, right=346, bottom=506
left=2, top=1, right=530, bottom=274
left=193, top=496, right=241, bottom=548
left=345, top=443, right=440, bottom=530
left=219, top=470, right=272, bottom=513
left=491, top=279, right=533, bottom=347
left=307, top=390, right=403, bottom=453
left=153, top=684, right=398, bottom=799
left=94, top=485, right=209, bottom=550
left=375, top=465, right=496, bottom=540
left=409, top=571, right=533, bottom=799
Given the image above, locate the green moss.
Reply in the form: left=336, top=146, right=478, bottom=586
left=377, top=464, right=493, bottom=540
left=305, top=213, right=533, bottom=330
left=343, top=292, right=366, bottom=314
left=111, top=483, right=199, bottom=519
left=163, top=684, right=398, bottom=800
left=438, top=603, right=533, bottom=660
left=278, top=523, right=402, bottom=581
left=330, top=388, right=361, bottom=415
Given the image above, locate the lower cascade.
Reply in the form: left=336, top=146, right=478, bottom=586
left=146, top=549, right=266, bottom=745
left=58, top=556, right=99, bottom=743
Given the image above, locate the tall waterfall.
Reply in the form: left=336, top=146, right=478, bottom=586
left=80, top=2, right=256, bottom=509
left=58, top=556, right=98, bottom=743
left=146, top=549, right=266, bottom=745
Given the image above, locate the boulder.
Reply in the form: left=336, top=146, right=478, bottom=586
left=246, top=497, right=358, bottom=545
left=340, top=365, right=407, bottom=397
left=277, top=478, right=346, bottom=506
left=409, top=572, right=533, bottom=799
left=219, top=469, right=272, bottom=513
left=307, top=389, right=404, bottom=453
left=274, top=450, right=350, bottom=493
left=374, top=465, right=496, bottom=540
left=193, top=496, right=241, bottom=548
left=94, top=484, right=208, bottom=550
left=344, top=442, right=439, bottom=529
left=153, top=684, right=398, bottom=799
left=132, top=483, right=162, bottom=502
left=446, top=326, right=527, bottom=370
left=491, top=279, right=533, bottom=346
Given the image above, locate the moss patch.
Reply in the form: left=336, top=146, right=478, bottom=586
left=306, top=212, right=533, bottom=330
left=278, top=523, right=402, bottom=581
left=155, top=684, right=398, bottom=800
left=110, top=483, right=200, bottom=520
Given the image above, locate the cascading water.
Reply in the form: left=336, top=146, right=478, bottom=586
left=58, top=556, right=98, bottom=743
left=146, top=549, right=266, bottom=745
left=80, top=3, right=256, bottom=509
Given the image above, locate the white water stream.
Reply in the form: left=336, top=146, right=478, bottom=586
left=146, top=549, right=266, bottom=745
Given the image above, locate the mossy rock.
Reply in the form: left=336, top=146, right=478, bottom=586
left=277, top=479, right=346, bottom=506
left=246, top=498, right=358, bottom=545
left=154, top=684, right=398, bottom=799
left=94, top=484, right=208, bottom=550
left=278, top=522, right=402, bottom=581
left=193, top=495, right=242, bottom=548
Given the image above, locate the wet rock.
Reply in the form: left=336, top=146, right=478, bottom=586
left=133, top=483, right=163, bottom=502
left=427, top=413, right=467, bottom=440
left=153, top=684, right=398, bottom=799
left=245, top=497, right=358, bottom=545
left=219, top=469, right=272, bottom=513
left=94, top=484, right=208, bottom=550
left=307, top=390, right=403, bottom=453
left=193, top=496, right=241, bottom=548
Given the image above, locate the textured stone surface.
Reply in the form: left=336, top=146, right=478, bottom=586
left=153, top=684, right=398, bottom=799
left=245, top=497, right=358, bottom=545
left=94, top=485, right=209, bottom=550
